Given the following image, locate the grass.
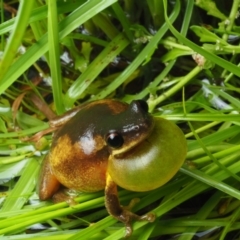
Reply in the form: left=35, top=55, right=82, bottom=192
left=1, top=0, right=240, bottom=239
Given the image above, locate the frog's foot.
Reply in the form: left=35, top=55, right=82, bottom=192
left=52, top=190, right=77, bottom=206
left=105, top=174, right=156, bottom=237
left=118, top=198, right=156, bottom=237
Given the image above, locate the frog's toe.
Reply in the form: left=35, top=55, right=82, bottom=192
left=118, top=208, right=155, bottom=237
left=52, top=190, right=77, bottom=206
left=138, top=212, right=156, bottom=222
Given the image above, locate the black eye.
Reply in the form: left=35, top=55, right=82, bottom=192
left=106, top=132, right=124, bottom=148
left=136, top=100, right=149, bottom=112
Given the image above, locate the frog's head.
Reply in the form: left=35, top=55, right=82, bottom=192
left=104, top=100, right=154, bottom=156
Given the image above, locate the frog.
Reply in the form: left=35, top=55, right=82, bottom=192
left=38, top=99, right=187, bottom=237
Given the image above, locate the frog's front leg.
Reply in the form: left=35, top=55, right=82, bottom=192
left=105, top=173, right=155, bottom=237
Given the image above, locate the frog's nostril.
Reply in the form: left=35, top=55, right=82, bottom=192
left=136, top=100, right=149, bottom=113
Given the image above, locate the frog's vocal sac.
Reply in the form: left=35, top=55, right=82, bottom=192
left=38, top=99, right=187, bottom=237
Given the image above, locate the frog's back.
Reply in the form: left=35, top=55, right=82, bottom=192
left=49, top=100, right=128, bottom=192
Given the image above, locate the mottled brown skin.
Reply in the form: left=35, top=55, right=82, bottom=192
left=38, top=99, right=155, bottom=237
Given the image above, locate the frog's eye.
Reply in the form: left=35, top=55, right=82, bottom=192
left=106, top=132, right=124, bottom=148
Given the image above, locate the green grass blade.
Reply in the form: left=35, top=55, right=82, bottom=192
left=0, top=159, right=39, bottom=212
left=0, top=0, right=34, bottom=81
left=163, top=0, right=240, bottom=77
left=64, top=33, right=130, bottom=107
left=91, top=0, right=181, bottom=101
left=0, top=1, right=86, bottom=35
left=48, top=0, right=64, bottom=114
left=0, top=0, right=117, bottom=96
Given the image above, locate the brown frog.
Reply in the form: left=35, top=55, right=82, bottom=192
left=38, top=99, right=187, bottom=237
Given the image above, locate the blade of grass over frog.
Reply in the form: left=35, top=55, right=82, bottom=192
left=64, top=33, right=129, bottom=107
left=148, top=66, right=201, bottom=112
left=0, top=0, right=87, bottom=35
left=180, top=166, right=240, bottom=200
left=0, top=0, right=117, bottom=95
left=163, top=0, right=240, bottom=78
left=1, top=159, right=39, bottom=212
left=90, top=0, right=181, bottom=101
left=48, top=0, right=64, bottom=114
left=163, top=113, right=240, bottom=122
left=0, top=0, right=34, bottom=82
